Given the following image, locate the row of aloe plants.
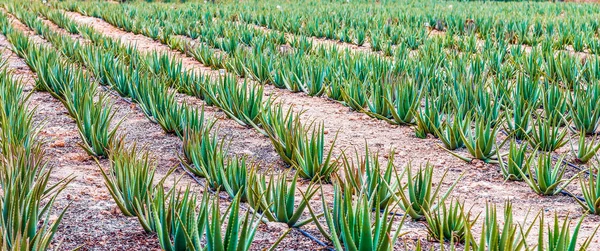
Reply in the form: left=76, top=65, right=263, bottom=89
left=56, top=0, right=600, bottom=94
left=100, top=138, right=275, bottom=251
left=0, top=55, right=71, bottom=249
left=1, top=8, right=120, bottom=158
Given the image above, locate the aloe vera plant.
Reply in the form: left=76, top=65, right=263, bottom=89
left=528, top=115, right=568, bottom=152
left=205, top=193, right=261, bottom=251
left=577, top=166, right=600, bottom=215
left=395, top=163, right=462, bottom=220
left=205, top=75, right=264, bottom=128
left=415, top=96, right=441, bottom=139
left=365, top=81, right=393, bottom=120
left=435, top=115, right=467, bottom=150
left=573, top=132, right=600, bottom=163
left=156, top=186, right=209, bottom=251
left=542, top=83, right=568, bottom=127
left=99, top=140, right=156, bottom=217
left=386, top=80, right=420, bottom=125
left=0, top=70, right=37, bottom=153
left=0, top=64, right=70, bottom=251
left=536, top=213, right=598, bottom=251
left=307, top=184, right=406, bottom=251
left=498, top=141, right=534, bottom=181
left=471, top=201, right=535, bottom=251
left=68, top=92, right=121, bottom=157
left=247, top=171, right=317, bottom=227
left=340, top=77, right=368, bottom=112
left=293, top=123, right=339, bottom=182
left=339, top=146, right=399, bottom=210
left=453, top=115, right=503, bottom=163
left=504, top=95, right=534, bottom=140
left=569, top=84, right=600, bottom=135
left=519, top=153, right=576, bottom=196
left=299, top=62, right=328, bottom=96
left=260, top=103, right=302, bottom=166
left=0, top=144, right=71, bottom=251
left=221, top=155, right=252, bottom=200
left=182, top=121, right=217, bottom=175
left=424, top=198, right=478, bottom=244
left=143, top=51, right=183, bottom=88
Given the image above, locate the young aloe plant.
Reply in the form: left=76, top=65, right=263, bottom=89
left=68, top=91, right=121, bottom=158
left=504, top=95, right=534, bottom=140
left=415, top=96, right=441, bottom=139
left=471, top=201, right=536, bottom=251
left=435, top=115, right=467, bottom=150
left=573, top=132, right=600, bottom=163
left=424, top=198, right=478, bottom=244
left=0, top=70, right=37, bottom=153
left=260, top=102, right=303, bottom=166
left=221, top=155, right=252, bottom=201
left=340, top=77, right=368, bottom=112
left=299, top=62, right=328, bottom=97
left=386, top=80, right=420, bottom=125
left=528, top=114, right=568, bottom=152
left=307, top=184, right=406, bottom=251
left=365, top=80, right=393, bottom=120
left=0, top=144, right=72, bottom=251
left=519, top=153, right=577, bottom=196
left=394, top=163, right=462, bottom=220
left=542, top=83, right=568, bottom=127
left=498, top=140, right=534, bottom=181
left=247, top=171, right=318, bottom=227
left=578, top=166, right=600, bottom=215
left=134, top=174, right=181, bottom=234
left=569, top=83, right=600, bottom=135
left=293, top=122, right=339, bottom=182
left=155, top=186, right=208, bottom=251
left=205, top=193, right=262, bottom=251
left=181, top=121, right=217, bottom=176
left=339, top=145, right=399, bottom=210
left=204, top=75, right=264, bottom=128
left=99, top=140, right=156, bottom=217
left=536, top=213, right=598, bottom=251
left=192, top=136, right=227, bottom=191
left=452, top=115, right=504, bottom=163
left=135, top=83, right=184, bottom=136
left=143, top=51, right=183, bottom=88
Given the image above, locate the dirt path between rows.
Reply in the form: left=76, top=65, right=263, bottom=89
left=60, top=10, right=600, bottom=250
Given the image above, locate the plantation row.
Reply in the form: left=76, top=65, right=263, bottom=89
left=0, top=59, right=71, bottom=250
left=0, top=1, right=599, bottom=251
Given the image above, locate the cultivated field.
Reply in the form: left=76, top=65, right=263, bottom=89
left=1, top=0, right=600, bottom=250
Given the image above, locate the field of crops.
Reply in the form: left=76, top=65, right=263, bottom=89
left=1, top=0, right=600, bottom=250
